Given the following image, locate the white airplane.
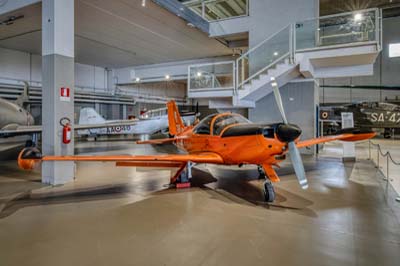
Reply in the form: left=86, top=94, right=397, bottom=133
left=77, top=106, right=197, bottom=137
left=0, top=83, right=138, bottom=151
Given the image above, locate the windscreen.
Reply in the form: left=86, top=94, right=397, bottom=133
left=213, top=114, right=250, bottom=135
left=193, top=114, right=217, bottom=135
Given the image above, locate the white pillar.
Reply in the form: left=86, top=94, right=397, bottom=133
left=41, top=0, right=75, bottom=185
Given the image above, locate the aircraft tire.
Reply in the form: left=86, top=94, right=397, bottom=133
left=263, top=180, right=275, bottom=202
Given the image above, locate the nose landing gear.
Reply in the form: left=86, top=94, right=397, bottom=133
left=258, top=165, right=276, bottom=202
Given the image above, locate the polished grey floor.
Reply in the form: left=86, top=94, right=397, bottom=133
left=0, top=140, right=399, bottom=266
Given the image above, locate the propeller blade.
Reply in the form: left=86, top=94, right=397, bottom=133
left=270, top=77, right=288, bottom=124
left=288, top=142, right=308, bottom=189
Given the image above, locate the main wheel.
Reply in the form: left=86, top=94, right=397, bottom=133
left=263, top=180, right=275, bottom=202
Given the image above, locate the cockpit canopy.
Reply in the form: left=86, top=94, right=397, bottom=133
left=193, top=113, right=250, bottom=135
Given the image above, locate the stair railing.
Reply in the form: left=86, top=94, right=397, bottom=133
left=236, top=24, right=292, bottom=91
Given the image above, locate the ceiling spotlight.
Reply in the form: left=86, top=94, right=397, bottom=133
left=165, top=74, right=170, bottom=80
left=196, top=72, right=202, bottom=77
left=354, top=13, right=363, bottom=22
left=273, top=52, right=279, bottom=56
left=142, top=0, right=146, bottom=7
left=135, top=77, right=140, bottom=82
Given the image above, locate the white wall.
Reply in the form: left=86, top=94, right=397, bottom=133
left=0, top=47, right=108, bottom=90
left=249, top=0, right=318, bottom=48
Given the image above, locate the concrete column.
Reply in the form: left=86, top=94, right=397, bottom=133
left=41, top=0, right=75, bottom=185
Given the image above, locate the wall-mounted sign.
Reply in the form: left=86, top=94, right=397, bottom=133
left=389, top=43, right=400, bottom=58
left=60, top=87, right=70, bottom=102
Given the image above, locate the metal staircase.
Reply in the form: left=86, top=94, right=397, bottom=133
left=188, top=8, right=382, bottom=109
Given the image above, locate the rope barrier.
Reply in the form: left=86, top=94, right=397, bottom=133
left=369, top=140, right=400, bottom=166
left=369, top=140, right=400, bottom=202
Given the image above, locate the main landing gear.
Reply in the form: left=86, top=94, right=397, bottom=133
left=258, top=165, right=275, bottom=202
left=171, top=161, right=194, bottom=189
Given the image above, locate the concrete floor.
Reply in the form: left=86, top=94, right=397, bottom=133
left=0, top=140, right=399, bottom=266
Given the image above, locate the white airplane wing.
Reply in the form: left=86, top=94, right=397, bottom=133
left=0, top=120, right=137, bottom=137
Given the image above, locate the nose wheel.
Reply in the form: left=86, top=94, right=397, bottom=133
left=263, top=180, right=275, bottom=203
left=258, top=165, right=276, bottom=202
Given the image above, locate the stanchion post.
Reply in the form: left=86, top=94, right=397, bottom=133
left=377, top=148, right=379, bottom=168
left=383, top=155, right=388, bottom=181
left=368, top=140, right=371, bottom=160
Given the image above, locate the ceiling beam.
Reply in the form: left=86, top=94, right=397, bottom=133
left=0, top=0, right=41, bottom=16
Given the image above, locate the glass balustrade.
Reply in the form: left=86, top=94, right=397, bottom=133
left=237, top=25, right=292, bottom=89
left=188, top=61, right=235, bottom=91
left=296, top=9, right=379, bottom=50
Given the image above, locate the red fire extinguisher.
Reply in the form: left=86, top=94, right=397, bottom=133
left=60, top=117, right=72, bottom=144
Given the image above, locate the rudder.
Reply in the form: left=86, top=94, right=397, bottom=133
left=167, top=101, right=185, bottom=136
left=79, top=108, right=106, bottom=125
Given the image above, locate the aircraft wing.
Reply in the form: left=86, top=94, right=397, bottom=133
left=39, top=152, right=224, bottom=164
left=18, top=148, right=224, bottom=170
left=74, top=120, right=137, bottom=130
left=296, top=130, right=376, bottom=149
left=0, top=120, right=137, bottom=137
left=0, top=126, right=42, bottom=137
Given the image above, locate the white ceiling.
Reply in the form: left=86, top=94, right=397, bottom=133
left=0, top=0, right=232, bottom=68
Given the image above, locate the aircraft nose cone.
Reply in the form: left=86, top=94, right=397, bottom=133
left=276, top=124, right=302, bottom=143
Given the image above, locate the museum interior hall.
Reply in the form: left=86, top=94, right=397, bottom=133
left=0, top=0, right=400, bottom=265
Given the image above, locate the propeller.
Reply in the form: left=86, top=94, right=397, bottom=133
left=270, top=77, right=308, bottom=189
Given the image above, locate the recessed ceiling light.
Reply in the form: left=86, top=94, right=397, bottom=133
left=135, top=77, right=140, bottom=82
left=165, top=74, right=170, bottom=80
left=273, top=52, right=279, bottom=56
left=196, top=72, right=202, bottom=77
left=354, top=13, right=363, bottom=22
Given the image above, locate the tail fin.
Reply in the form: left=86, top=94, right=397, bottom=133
left=15, top=81, right=30, bottom=108
left=167, top=101, right=185, bottom=136
left=79, top=108, right=106, bottom=125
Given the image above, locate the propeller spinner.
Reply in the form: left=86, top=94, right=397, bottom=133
left=270, top=77, right=308, bottom=189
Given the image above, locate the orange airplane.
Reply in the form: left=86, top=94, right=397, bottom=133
left=18, top=80, right=376, bottom=202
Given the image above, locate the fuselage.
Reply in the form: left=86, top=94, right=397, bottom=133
left=172, top=113, right=298, bottom=166
left=79, top=114, right=196, bottom=136
left=0, top=97, right=34, bottom=129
